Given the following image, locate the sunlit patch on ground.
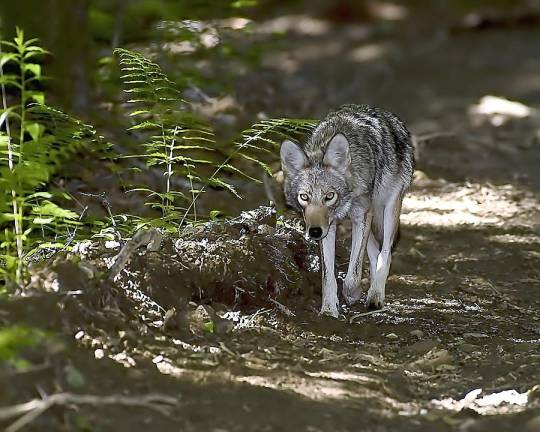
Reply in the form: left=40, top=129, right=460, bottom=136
left=488, top=233, right=540, bottom=244
left=235, top=370, right=421, bottom=417
left=431, top=388, right=530, bottom=415
left=392, top=297, right=483, bottom=313
left=402, top=180, right=538, bottom=227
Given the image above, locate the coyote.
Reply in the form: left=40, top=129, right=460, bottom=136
left=280, top=104, right=414, bottom=317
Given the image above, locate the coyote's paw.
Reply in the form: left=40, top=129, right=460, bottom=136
left=365, top=288, right=385, bottom=310
left=319, top=298, right=339, bottom=318
left=343, top=277, right=362, bottom=306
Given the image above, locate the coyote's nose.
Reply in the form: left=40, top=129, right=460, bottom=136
left=308, top=227, right=323, bottom=239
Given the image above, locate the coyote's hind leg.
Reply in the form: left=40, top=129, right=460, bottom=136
left=366, top=190, right=404, bottom=309
left=343, top=210, right=372, bottom=305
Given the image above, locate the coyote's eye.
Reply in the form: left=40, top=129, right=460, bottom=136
left=299, top=193, right=310, bottom=203
left=325, top=192, right=336, bottom=202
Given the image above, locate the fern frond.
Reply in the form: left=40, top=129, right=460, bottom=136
left=115, top=49, right=317, bottom=223
left=234, top=117, right=316, bottom=173
left=115, top=48, right=184, bottom=111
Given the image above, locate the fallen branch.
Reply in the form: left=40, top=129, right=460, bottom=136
left=108, top=228, right=163, bottom=280
left=0, top=392, right=179, bottom=432
left=349, top=308, right=388, bottom=323
left=269, top=298, right=296, bottom=317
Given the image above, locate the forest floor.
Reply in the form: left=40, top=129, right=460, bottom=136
left=1, top=11, right=540, bottom=432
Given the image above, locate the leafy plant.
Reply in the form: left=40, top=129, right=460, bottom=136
left=0, top=29, right=101, bottom=284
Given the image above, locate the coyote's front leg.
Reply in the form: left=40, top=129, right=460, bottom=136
left=343, top=209, right=372, bottom=305
left=319, top=223, right=339, bottom=317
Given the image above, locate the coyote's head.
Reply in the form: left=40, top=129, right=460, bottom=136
left=280, top=134, right=353, bottom=240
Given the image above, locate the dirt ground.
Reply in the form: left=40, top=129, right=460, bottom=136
left=1, top=11, right=540, bottom=432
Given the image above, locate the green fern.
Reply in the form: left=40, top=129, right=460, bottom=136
left=115, top=48, right=234, bottom=221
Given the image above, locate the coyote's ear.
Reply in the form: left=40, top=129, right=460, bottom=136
left=323, top=133, right=350, bottom=174
left=280, top=140, right=307, bottom=174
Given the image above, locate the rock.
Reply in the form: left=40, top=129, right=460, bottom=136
left=29, top=206, right=321, bottom=313
left=407, top=339, right=438, bottom=355
left=410, top=329, right=424, bottom=339
left=386, top=333, right=399, bottom=340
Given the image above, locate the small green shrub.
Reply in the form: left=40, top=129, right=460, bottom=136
left=0, top=29, right=102, bottom=284
left=0, top=325, right=47, bottom=370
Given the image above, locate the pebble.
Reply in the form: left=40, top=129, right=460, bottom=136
left=386, top=333, right=399, bottom=340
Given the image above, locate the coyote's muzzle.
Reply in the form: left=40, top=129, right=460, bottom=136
left=304, top=204, right=329, bottom=240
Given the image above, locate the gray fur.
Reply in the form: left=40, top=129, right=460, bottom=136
left=280, top=104, right=414, bottom=317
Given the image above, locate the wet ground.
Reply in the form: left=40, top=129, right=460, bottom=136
left=2, top=10, right=540, bottom=432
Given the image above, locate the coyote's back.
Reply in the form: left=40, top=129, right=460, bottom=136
left=304, top=104, right=414, bottom=198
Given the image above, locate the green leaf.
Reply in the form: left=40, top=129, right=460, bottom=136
left=0, top=109, right=13, bottom=129
left=32, top=217, right=54, bottom=224
left=128, top=121, right=161, bottom=131
left=209, top=210, right=225, bottom=220
left=37, top=242, right=67, bottom=249
left=32, top=201, right=79, bottom=220
left=0, top=74, right=22, bottom=89
left=25, top=122, right=44, bottom=141
left=203, top=321, right=215, bottom=333
left=26, top=91, right=45, bottom=104
left=25, top=191, right=53, bottom=200
left=0, top=52, right=17, bottom=68
left=24, top=63, right=41, bottom=78
left=129, top=110, right=150, bottom=116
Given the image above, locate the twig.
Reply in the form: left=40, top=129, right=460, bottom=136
left=0, top=392, right=179, bottom=432
left=79, top=192, right=120, bottom=240
left=349, top=308, right=388, bottom=323
left=412, top=131, right=455, bottom=143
